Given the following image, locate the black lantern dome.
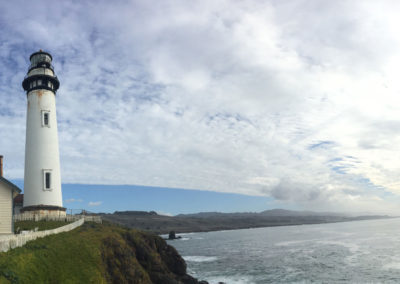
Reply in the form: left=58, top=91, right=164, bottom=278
left=22, top=50, right=60, bottom=94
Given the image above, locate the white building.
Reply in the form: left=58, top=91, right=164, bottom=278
left=21, top=50, right=65, bottom=217
left=0, top=156, right=21, bottom=234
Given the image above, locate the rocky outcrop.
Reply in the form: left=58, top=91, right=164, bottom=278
left=101, top=228, right=206, bottom=284
left=168, top=231, right=182, bottom=240
left=0, top=222, right=206, bottom=283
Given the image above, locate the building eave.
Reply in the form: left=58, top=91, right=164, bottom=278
left=0, top=177, right=22, bottom=194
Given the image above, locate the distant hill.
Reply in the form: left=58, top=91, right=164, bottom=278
left=114, top=210, right=158, bottom=216
left=259, top=209, right=347, bottom=217
left=176, top=209, right=347, bottom=218
left=100, top=209, right=391, bottom=234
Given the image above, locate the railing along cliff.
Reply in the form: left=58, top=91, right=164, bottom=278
left=0, top=218, right=84, bottom=253
left=14, top=213, right=102, bottom=223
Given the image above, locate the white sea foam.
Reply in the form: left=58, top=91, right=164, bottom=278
left=206, top=275, right=254, bottom=284
left=275, top=239, right=318, bottom=247
left=317, top=240, right=359, bottom=253
left=382, top=262, right=400, bottom=270
left=183, top=256, right=218, bottom=262
left=179, top=232, right=196, bottom=236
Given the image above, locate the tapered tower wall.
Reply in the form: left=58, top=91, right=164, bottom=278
left=22, top=51, right=65, bottom=215
left=24, top=89, right=62, bottom=207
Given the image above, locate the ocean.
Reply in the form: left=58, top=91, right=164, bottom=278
left=168, top=218, right=400, bottom=283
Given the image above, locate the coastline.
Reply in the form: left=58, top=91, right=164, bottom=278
left=101, top=211, right=394, bottom=235
left=166, top=216, right=398, bottom=236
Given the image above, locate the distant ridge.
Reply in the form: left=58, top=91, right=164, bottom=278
left=259, top=209, right=347, bottom=217
left=114, top=210, right=159, bottom=216
left=175, top=209, right=348, bottom=218
left=101, top=209, right=391, bottom=234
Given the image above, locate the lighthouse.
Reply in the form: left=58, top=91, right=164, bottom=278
left=21, top=50, right=65, bottom=217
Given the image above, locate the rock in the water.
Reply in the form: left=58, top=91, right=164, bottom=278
left=168, top=230, right=182, bottom=240
left=169, top=230, right=176, bottom=239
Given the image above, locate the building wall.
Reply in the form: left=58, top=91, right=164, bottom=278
left=0, top=184, right=12, bottom=234
left=13, top=204, right=22, bottom=215
left=24, top=89, right=63, bottom=208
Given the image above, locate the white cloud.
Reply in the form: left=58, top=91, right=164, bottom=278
left=88, top=201, right=103, bottom=207
left=65, top=198, right=83, bottom=203
left=2, top=0, right=400, bottom=213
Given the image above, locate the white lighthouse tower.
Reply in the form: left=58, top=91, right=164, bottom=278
left=21, top=50, right=65, bottom=217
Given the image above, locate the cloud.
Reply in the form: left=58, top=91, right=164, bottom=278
left=1, top=0, right=400, bottom=213
left=270, top=178, right=327, bottom=202
left=88, top=201, right=102, bottom=207
left=156, top=211, right=173, bottom=217
left=65, top=198, right=83, bottom=203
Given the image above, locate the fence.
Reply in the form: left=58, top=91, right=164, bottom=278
left=0, top=218, right=85, bottom=253
left=14, top=213, right=102, bottom=223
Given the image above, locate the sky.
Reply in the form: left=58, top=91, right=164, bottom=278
left=2, top=0, right=400, bottom=214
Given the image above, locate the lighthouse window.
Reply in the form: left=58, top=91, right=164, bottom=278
left=44, top=113, right=49, bottom=125
left=33, top=81, right=36, bottom=87
left=43, top=170, right=52, bottom=190
left=42, top=110, right=50, bottom=127
left=38, top=79, right=42, bottom=86
left=45, top=173, right=51, bottom=189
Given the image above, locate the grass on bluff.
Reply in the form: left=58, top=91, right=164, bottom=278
left=0, top=222, right=107, bottom=284
left=14, top=220, right=72, bottom=233
left=0, top=221, right=181, bottom=284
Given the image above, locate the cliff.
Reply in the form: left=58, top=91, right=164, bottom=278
left=0, top=222, right=205, bottom=283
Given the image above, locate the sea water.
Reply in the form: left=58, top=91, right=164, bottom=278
left=168, top=218, right=400, bottom=283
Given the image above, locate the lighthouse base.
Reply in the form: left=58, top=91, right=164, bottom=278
left=20, top=205, right=67, bottom=219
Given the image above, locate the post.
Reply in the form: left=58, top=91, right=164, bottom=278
left=0, top=155, right=3, bottom=177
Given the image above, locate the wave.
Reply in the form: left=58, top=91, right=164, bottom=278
left=160, top=235, right=191, bottom=240
left=382, top=262, right=400, bottom=270
left=183, top=256, right=218, bottom=262
left=206, top=275, right=254, bottom=284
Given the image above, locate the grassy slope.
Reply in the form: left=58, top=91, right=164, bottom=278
left=0, top=222, right=194, bottom=284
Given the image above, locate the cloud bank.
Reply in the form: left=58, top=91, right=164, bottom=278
left=1, top=0, right=400, bottom=213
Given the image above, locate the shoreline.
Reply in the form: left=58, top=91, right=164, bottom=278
left=101, top=212, right=394, bottom=235
left=164, top=216, right=398, bottom=236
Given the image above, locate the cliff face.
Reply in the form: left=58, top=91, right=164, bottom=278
left=101, top=227, right=199, bottom=283
left=0, top=222, right=204, bottom=284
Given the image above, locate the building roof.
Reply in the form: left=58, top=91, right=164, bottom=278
left=0, top=176, right=22, bottom=193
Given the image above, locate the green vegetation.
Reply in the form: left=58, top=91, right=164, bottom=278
left=14, top=220, right=72, bottom=233
left=0, top=222, right=198, bottom=284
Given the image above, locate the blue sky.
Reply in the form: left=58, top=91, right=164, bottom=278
left=10, top=179, right=277, bottom=215
left=2, top=0, right=400, bottom=214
